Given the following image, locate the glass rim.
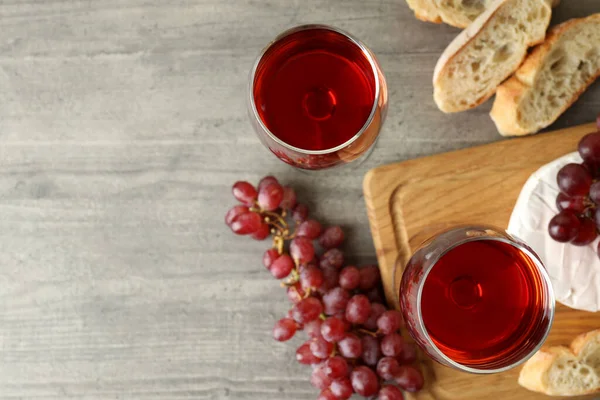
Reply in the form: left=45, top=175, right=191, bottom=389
left=247, top=24, right=381, bottom=156
left=413, top=232, right=556, bottom=374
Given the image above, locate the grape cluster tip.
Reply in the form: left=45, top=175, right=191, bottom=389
left=225, top=176, right=424, bottom=400
left=549, top=115, right=600, bottom=258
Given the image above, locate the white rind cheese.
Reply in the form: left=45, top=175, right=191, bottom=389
left=508, top=152, right=600, bottom=312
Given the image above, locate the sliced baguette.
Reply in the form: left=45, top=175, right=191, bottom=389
left=405, top=0, right=486, bottom=28
left=433, top=0, right=552, bottom=113
left=519, top=330, right=600, bottom=396
left=405, top=0, right=560, bottom=29
left=491, top=14, right=600, bottom=136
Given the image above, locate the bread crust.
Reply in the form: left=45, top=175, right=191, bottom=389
left=405, top=0, right=560, bottom=29
left=433, top=0, right=551, bottom=113
left=519, top=330, right=600, bottom=396
left=406, top=0, right=445, bottom=25
left=491, top=14, right=600, bottom=136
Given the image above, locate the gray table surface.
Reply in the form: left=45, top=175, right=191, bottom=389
left=1, top=1, right=599, bottom=399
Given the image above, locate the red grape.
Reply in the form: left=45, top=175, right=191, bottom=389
left=584, top=160, right=600, bottom=179
left=225, top=205, right=250, bottom=226
left=397, top=342, right=418, bottom=365
left=269, top=254, right=294, bottom=279
left=251, top=223, right=270, bottom=240
left=339, top=266, right=360, bottom=290
left=321, top=317, right=347, bottom=343
left=263, top=248, right=279, bottom=269
left=333, top=313, right=352, bottom=331
left=557, top=163, right=592, bottom=196
left=377, top=356, right=401, bottom=380
left=290, top=237, right=315, bottom=264
left=363, top=302, right=386, bottom=331
left=230, top=212, right=262, bottom=235
left=310, top=337, right=335, bottom=359
left=299, top=258, right=318, bottom=272
left=324, top=356, right=349, bottom=379
left=338, top=333, right=363, bottom=359
left=296, top=342, right=322, bottom=365
left=597, top=113, right=600, bottom=130
left=311, top=363, right=333, bottom=390
left=359, top=265, right=381, bottom=290
left=285, top=308, right=294, bottom=320
left=330, top=378, right=353, bottom=400
left=351, top=366, right=380, bottom=397
left=232, top=181, right=258, bottom=205
left=291, top=297, right=323, bottom=323
left=548, top=211, right=580, bottom=242
left=366, top=286, right=385, bottom=304
left=381, top=333, right=404, bottom=357
left=571, top=217, right=597, bottom=246
left=395, top=365, right=424, bottom=392
left=304, top=319, right=324, bottom=339
left=320, top=248, right=344, bottom=269
left=300, top=265, right=324, bottom=290
left=257, top=176, right=279, bottom=192
left=579, top=132, right=600, bottom=164
left=287, top=282, right=306, bottom=304
left=377, top=310, right=403, bottom=334
left=317, top=388, right=338, bottom=400
left=378, top=385, right=405, bottom=400
left=322, top=287, right=350, bottom=316
left=595, top=208, right=600, bottom=227
left=292, top=203, right=309, bottom=222
left=361, top=335, right=381, bottom=366
left=296, top=219, right=322, bottom=239
left=258, top=182, right=284, bottom=211
left=590, top=182, right=600, bottom=205
left=280, top=186, right=297, bottom=209
left=556, top=192, right=586, bottom=213
left=346, top=295, right=371, bottom=324
left=319, top=226, right=345, bottom=249
left=273, top=318, right=297, bottom=341
left=320, top=265, right=340, bottom=293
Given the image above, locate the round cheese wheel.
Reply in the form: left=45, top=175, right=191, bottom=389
left=508, top=152, right=600, bottom=312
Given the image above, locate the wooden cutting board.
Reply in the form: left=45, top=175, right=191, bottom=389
left=363, top=122, right=600, bottom=400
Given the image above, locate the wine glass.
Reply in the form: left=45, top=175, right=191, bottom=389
left=397, top=225, right=555, bottom=374
left=248, top=24, right=388, bottom=170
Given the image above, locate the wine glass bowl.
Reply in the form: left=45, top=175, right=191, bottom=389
left=397, top=226, right=555, bottom=374
left=248, top=24, right=388, bottom=170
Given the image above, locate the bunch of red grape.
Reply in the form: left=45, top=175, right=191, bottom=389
left=226, top=176, right=424, bottom=400
left=549, top=117, right=600, bottom=256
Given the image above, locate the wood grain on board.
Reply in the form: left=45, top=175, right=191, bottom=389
left=364, top=122, right=600, bottom=400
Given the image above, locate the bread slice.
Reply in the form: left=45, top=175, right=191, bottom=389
left=519, top=330, right=600, bottom=396
left=405, top=0, right=486, bottom=28
left=433, top=0, right=552, bottom=113
left=405, top=0, right=560, bottom=29
left=491, top=14, right=600, bottom=136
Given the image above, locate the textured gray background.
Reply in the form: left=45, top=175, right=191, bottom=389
left=1, top=1, right=599, bottom=399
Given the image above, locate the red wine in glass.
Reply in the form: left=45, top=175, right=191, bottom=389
left=249, top=25, right=388, bottom=170
left=399, top=226, right=554, bottom=373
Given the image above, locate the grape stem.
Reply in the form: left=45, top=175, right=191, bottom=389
left=264, top=216, right=287, bottom=235
left=356, top=328, right=379, bottom=338
left=250, top=206, right=294, bottom=239
left=273, top=236, right=285, bottom=255
left=287, top=269, right=300, bottom=285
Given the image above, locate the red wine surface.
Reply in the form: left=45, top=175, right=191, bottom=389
left=253, top=28, right=376, bottom=151
left=421, top=239, right=549, bottom=366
